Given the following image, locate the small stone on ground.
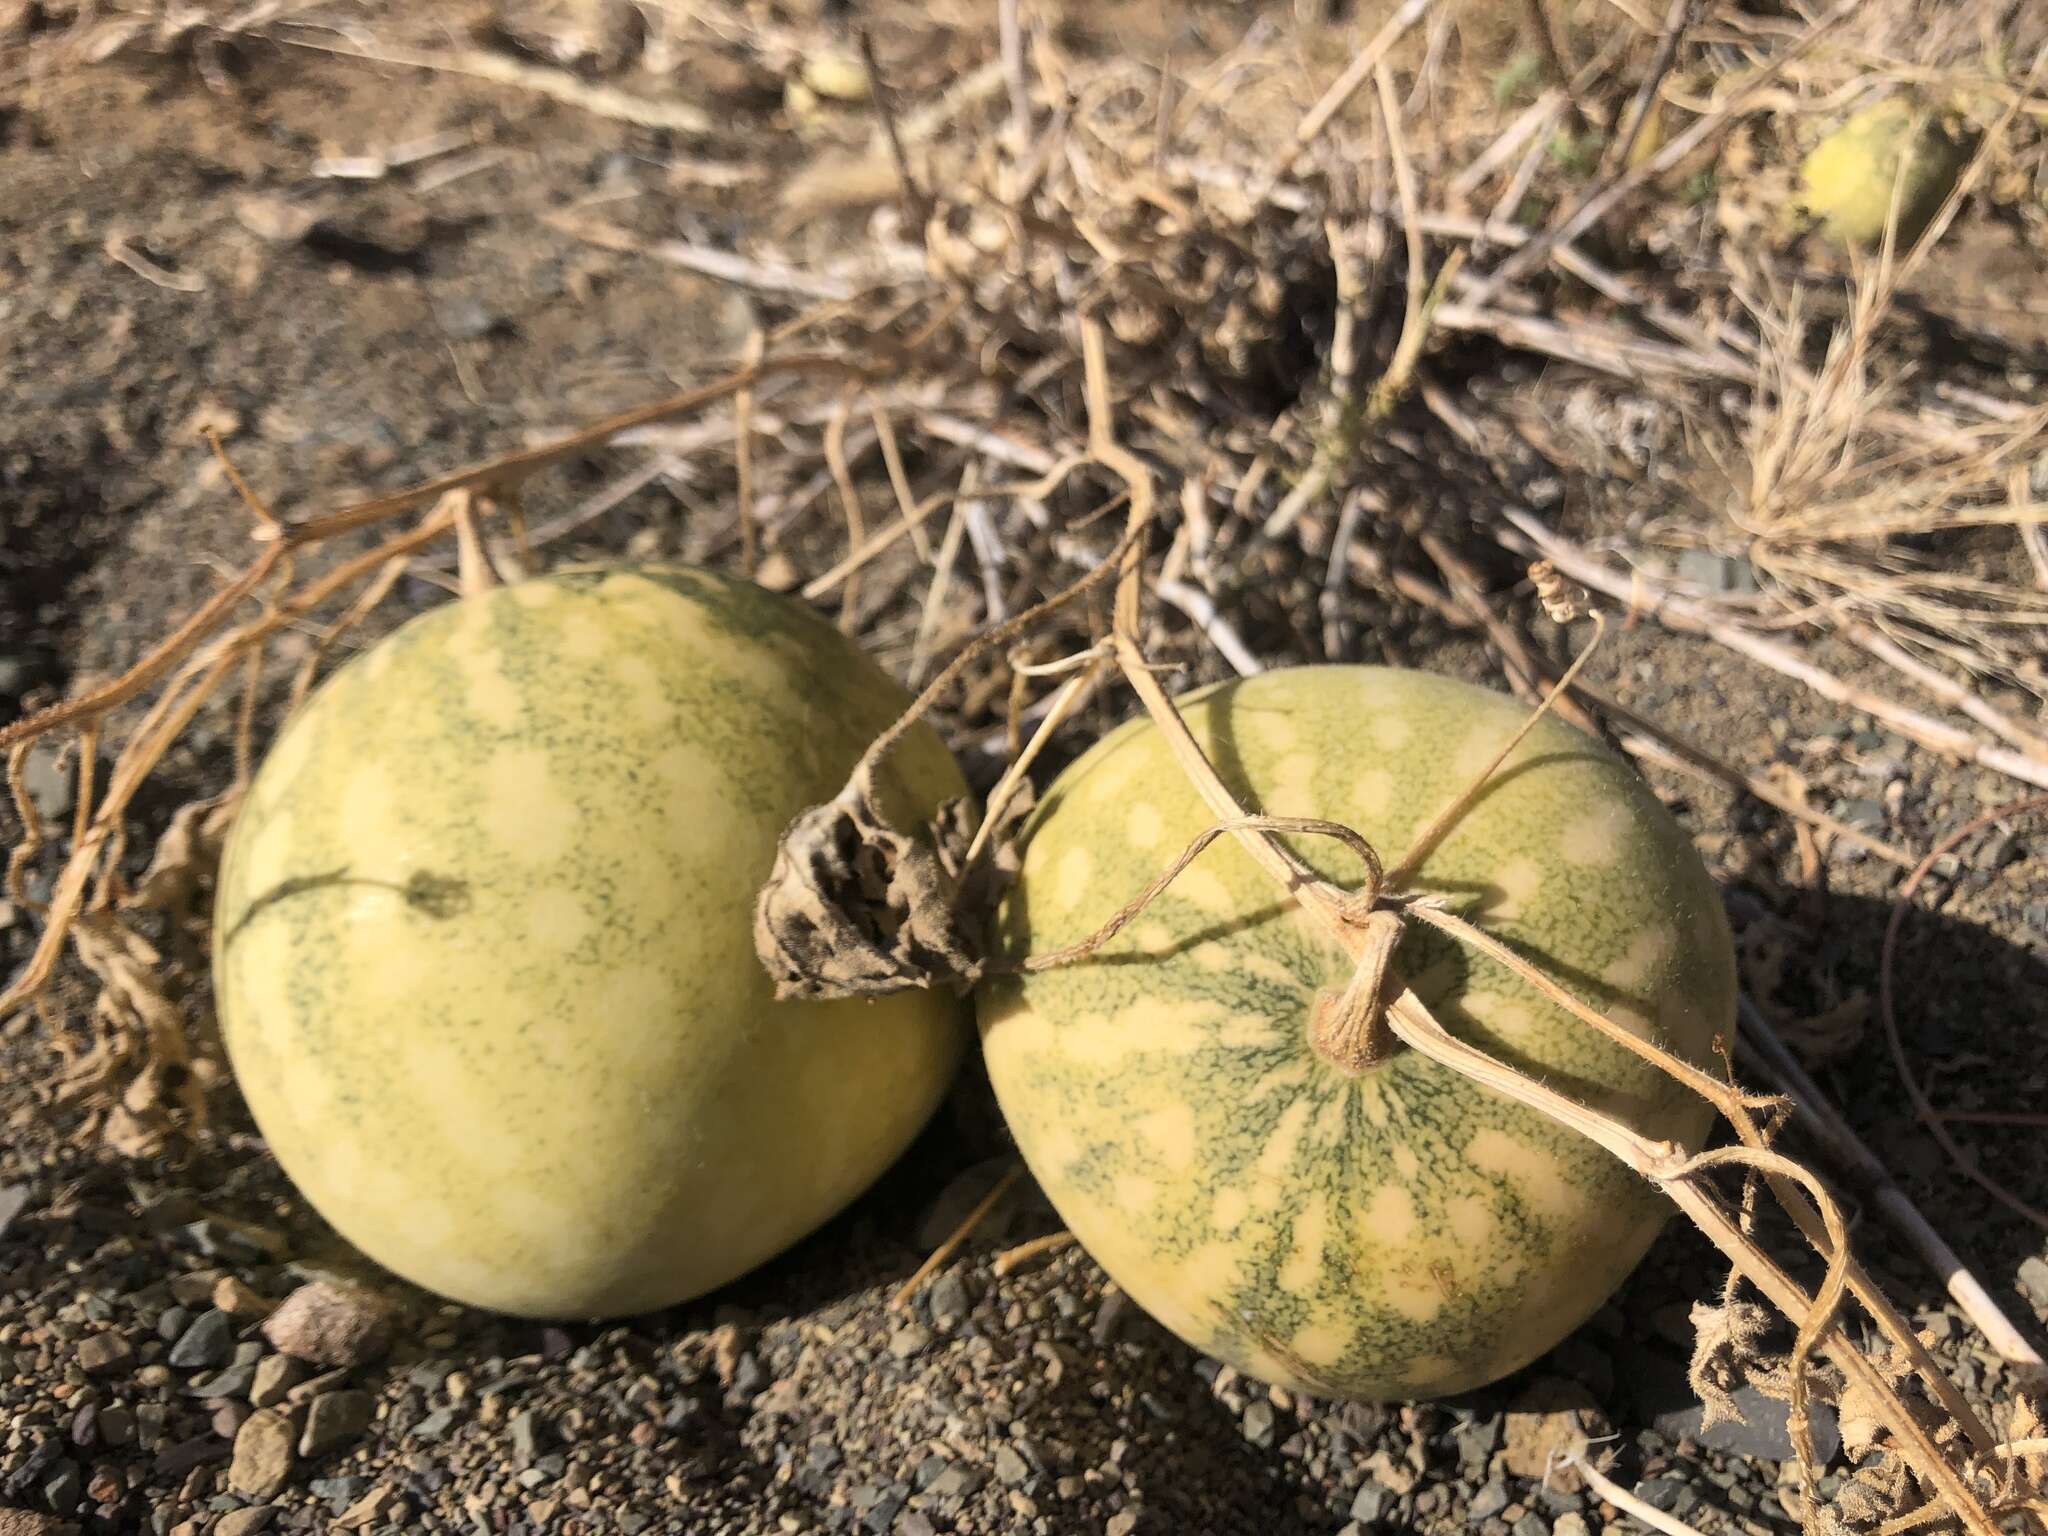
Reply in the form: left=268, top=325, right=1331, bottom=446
left=261, top=1282, right=396, bottom=1367
left=299, top=1390, right=375, bottom=1458
left=229, top=1410, right=295, bottom=1500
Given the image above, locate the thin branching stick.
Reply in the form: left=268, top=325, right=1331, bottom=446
left=1497, top=507, right=2048, bottom=789
left=1067, top=316, right=2009, bottom=1531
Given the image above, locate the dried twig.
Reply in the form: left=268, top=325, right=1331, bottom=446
left=856, top=25, right=926, bottom=219
left=545, top=214, right=923, bottom=302
left=1736, top=996, right=2045, bottom=1367
left=992, top=1230, right=1077, bottom=1278
left=1561, top=1451, right=1714, bottom=1536
left=1255, top=0, right=1432, bottom=192
left=282, top=31, right=711, bottom=131
left=1497, top=507, right=2048, bottom=790
left=1068, top=316, right=2006, bottom=1528
left=999, top=0, right=1030, bottom=146
left=1474, top=0, right=1859, bottom=296
left=104, top=234, right=206, bottom=293
left=1603, top=0, right=1692, bottom=175
left=889, top=1165, right=1023, bottom=1312
left=1415, top=532, right=1914, bottom=864
left=1517, top=0, right=1588, bottom=135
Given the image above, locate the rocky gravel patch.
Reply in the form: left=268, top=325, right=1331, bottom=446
left=3, top=1138, right=2042, bottom=1535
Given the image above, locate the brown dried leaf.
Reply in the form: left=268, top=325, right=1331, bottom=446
left=1801, top=1505, right=1859, bottom=1536
left=101, top=1102, right=158, bottom=1158
left=127, top=794, right=239, bottom=918
left=1837, top=1469, right=1900, bottom=1524
left=2009, top=1396, right=2045, bottom=1446
left=1996, top=1395, right=2048, bottom=1503
left=1780, top=991, right=1872, bottom=1070
left=753, top=766, right=990, bottom=1001
left=1839, top=1374, right=1894, bottom=1460
left=1690, top=1298, right=1781, bottom=1432
left=60, top=913, right=211, bottom=1154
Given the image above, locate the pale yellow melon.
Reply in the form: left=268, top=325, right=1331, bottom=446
left=215, top=566, right=965, bottom=1318
left=978, top=667, right=1733, bottom=1399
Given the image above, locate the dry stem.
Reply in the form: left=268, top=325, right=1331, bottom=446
left=1736, top=995, right=2045, bottom=1368
left=1067, top=316, right=2011, bottom=1534
left=889, top=1165, right=1023, bottom=1312
left=1497, top=506, right=2048, bottom=791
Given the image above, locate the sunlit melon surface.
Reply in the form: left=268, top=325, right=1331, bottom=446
left=979, top=666, right=1733, bottom=1399
left=216, top=566, right=965, bottom=1318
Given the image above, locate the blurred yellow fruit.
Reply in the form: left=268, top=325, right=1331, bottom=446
left=1798, top=96, right=1972, bottom=246
left=801, top=50, right=870, bottom=103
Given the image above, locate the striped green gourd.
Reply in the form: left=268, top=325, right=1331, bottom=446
left=977, top=665, right=1733, bottom=1399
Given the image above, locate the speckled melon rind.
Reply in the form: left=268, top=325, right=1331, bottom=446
left=977, top=665, right=1733, bottom=1400
left=215, top=565, right=967, bottom=1319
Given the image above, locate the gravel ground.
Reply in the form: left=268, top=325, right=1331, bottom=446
left=5, top=9, right=2048, bottom=1536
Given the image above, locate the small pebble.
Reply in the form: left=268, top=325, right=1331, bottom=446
left=413, top=1406, right=458, bottom=1441
left=333, top=1487, right=397, bottom=1528
left=861, top=1490, right=905, bottom=1534
left=229, top=1410, right=296, bottom=1500
left=21, top=742, right=73, bottom=820
left=510, top=1408, right=542, bottom=1464
left=928, top=1272, right=971, bottom=1329
left=213, top=1277, right=277, bottom=1319
left=926, top=1462, right=986, bottom=1501
left=262, top=1283, right=395, bottom=1368
left=154, top=1434, right=230, bottom=1478
left=0, top=1184, right=30, bottom=1239
left=284, top=1366, right=351, bottom=1405
left=727, top=1353, right=766, bottom=1402
left=299, top=1390, right=376, bottom=1458
left=169, top=1274, right=221, bottom=1308
left=40, top=1461, right=80, bottom=1515
left=176, top=1220, right=280, bottom=1264
left=1351, top=1484, right=1392, bottom=1523
left=1636, top=1478, right=1699, bottom=1517
left=168, top=1310, right=234, bottom=1370
left=76, top=1334, right=133, bottom=1375
left=886, top=1325, right=931, bottom=1361
left=2017, top=1255, right=2048, bottom=1311
left=1242, top=1400, right=1277, bottom=1449
left=248, top=1355, right=305, bottom=1408
left=308, top=1476, right=370, bottom=1507
left=187, top=1365, right=256, bottom=1400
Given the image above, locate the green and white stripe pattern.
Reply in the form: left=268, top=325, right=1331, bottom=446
left=979, top=666, right=1732, bottom=1400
